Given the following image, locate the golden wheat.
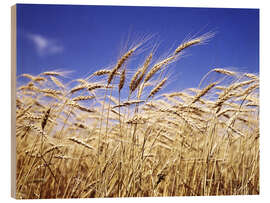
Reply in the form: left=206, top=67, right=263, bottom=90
left=15, top=33, right=259, bottom=199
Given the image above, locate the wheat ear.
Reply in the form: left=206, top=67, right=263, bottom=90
left=108, top=46, right=138, bottom=85
left=147, top=77, right=168, bottom=99
left=174, top=32, right=215, bottom=55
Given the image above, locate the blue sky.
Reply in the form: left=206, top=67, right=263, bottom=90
left=16, top=4, right=259, bottom=91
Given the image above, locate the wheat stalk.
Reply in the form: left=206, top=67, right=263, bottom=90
left=50, top=76, right=65, bottom=89
left=174, top=32, right=215, bottom=55
left=130, top=53, right=153, bottom=93
left=144, top=56, right=176, bottom=83
left=147, top=77, right=168, bottom=99
left=190, top=82, right=217, bottom=104
left=68, top=137, right=95, bottom=150
left=72, top=95, right=95, bottom=102
left=119, top=68, right=126, bottom=91
left=108, top=46, right=138, bottom=85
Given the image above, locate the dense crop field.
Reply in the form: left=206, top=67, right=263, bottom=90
left=15, top=33, right=259, bottom=198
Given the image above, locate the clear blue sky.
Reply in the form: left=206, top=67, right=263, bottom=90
left=16, top=4, right=259, bottom=90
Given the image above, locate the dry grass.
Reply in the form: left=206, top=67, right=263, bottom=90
left=15, top=33, right=259, bottom=199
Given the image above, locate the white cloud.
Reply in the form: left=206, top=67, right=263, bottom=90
left=27, top=33, right=63, bottom=56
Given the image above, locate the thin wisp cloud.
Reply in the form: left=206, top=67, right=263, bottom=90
left=27, top=33, right=63, bottom=56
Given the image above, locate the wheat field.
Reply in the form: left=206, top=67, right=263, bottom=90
left=15, top=33, right=259, bottom=199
